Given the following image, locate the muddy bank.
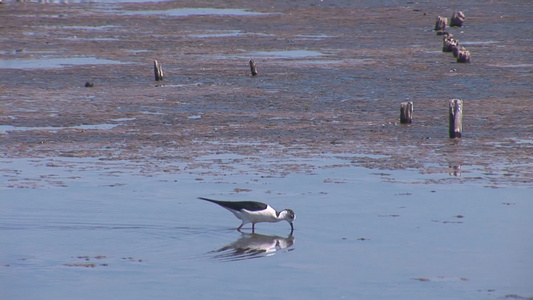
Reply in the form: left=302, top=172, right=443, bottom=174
left=0, top=0, right=531, bottom=187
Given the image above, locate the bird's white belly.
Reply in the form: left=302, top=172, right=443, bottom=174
left=246, top=209, right=279, bottom=223
left=230, top=206, right=279, bottom=224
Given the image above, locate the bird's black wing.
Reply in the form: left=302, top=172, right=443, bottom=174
left=199, top=197, right=268, bottom=211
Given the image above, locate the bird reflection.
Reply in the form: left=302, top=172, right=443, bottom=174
left=209, top=232, right=295, bottom=262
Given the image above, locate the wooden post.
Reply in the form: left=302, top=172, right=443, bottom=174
left=400, top=101, right=413, bottom=124
left=434, top=16, right=447, bottom=33
left=449, top=99, right=463, bottom=138
left=450, top=11, right=465, bottom=27
left=443, top=36, right=458, bottom=52
left=442, top=32, right=453, bottom=40
left=154, top=60, right=164, bottom=81
left=452, top=45, right=464, bottom=58
left=249, top=59, right=258, bottom=76
left=456, top=49, right=471, bottom=63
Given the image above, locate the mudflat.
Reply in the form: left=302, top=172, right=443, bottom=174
left=1, top=0, right=531, bottom=187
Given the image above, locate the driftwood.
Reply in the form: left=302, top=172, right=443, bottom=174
left=400, top=101, right=414, bottom=124
left=249, top=59, right=258, bottom=76
left=154, top=60, right=164, bottom=81
left=434, top=16, right=447, bottom=33
left=449, top=99, right=463, bottom=138
left=450, top=11, right=466, bottom=27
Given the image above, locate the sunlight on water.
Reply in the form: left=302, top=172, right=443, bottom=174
left=0, top=57, right=128, bottom=70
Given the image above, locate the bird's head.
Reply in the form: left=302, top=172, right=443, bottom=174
left=280, top=209, right=296, bottom=230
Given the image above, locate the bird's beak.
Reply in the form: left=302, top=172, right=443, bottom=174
left=290, top=222, right=294, bottom=231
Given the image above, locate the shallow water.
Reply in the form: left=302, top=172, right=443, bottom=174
left=122, top=7, right=273, bottom=17
left=1, top=156, right=532, bottom=299
left=0, top=123, right=118, bottom=132
left=250, top=50, right=326, bottom=59
left=0, top=57, right=128, bottom=70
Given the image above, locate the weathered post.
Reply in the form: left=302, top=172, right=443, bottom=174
left=154, top=60, right=164, bottom=81
left=449, top=99, right=463, bottom=138
left=450, top=11, right=465, bottom=27
left=443, top=36, right=458, bottom=52
left=442, top=32, right=453, bottom=40
left=456, top=49, right=471, bottom=63
left=452, top=45, right=465, bottom=58
left=434, top=16, right=447, bottom=34
left=249, top=59, right=258, bottom=76
left=400, top=101, right=414, bottom=124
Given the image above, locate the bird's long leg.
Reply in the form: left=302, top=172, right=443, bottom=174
left=237, top=223, right=243, bottom=232
left=252, top=223, right=255, bottom=233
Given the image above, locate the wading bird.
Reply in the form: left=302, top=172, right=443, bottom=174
left=199, top=197, right=295, bottom=233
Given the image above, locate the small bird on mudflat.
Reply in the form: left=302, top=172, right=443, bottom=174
left=199, top=197, right=295, bottom=233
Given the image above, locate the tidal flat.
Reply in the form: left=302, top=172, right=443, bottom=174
left=1, top=0, right=532, bottom=299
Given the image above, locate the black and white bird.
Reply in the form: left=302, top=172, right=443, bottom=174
left=199, top=197, right=295, bottom=233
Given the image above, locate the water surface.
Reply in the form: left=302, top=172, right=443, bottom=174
left=0, top=57, right=127, bottom=69
left=1, top=156, right=531, bottom=299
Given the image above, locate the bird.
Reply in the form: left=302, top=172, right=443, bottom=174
left=199, top=197, right=295, bottom=233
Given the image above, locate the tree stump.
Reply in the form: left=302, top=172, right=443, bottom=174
left=450, top=11, right=465, bottom=27
left=434, top=16, right=447, bottom=33
left=154, top=60, right=164, bottom=81
left=456, top=49, right=471, bottom=63
left=449, top=99, right=463, bottom=138
left=249, top=59, right=258, bottom=76
left=400, top=101, right=414, bottom=124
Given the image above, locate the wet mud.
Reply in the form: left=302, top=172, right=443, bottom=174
left=0, top=0, right=531, bottom=187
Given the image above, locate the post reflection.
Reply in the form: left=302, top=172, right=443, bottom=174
left=449, top=165, right=461, bottom=177
left=209, top=232, right=295, bottom=262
